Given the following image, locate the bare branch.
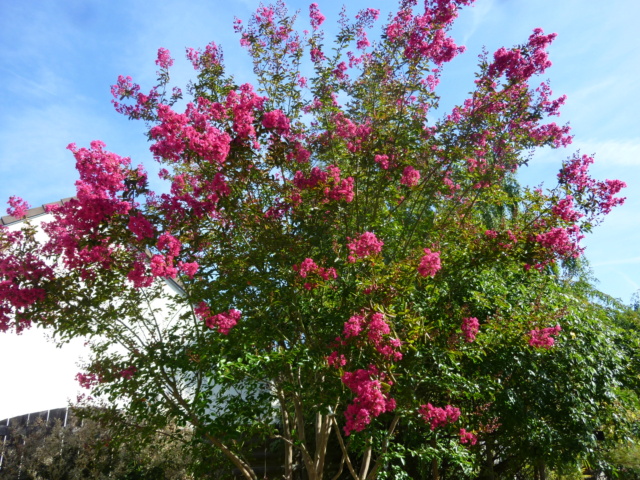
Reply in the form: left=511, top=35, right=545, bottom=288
left=365, top=415, right=400, bottom=480
left=331, top=416, right=360, bottom=480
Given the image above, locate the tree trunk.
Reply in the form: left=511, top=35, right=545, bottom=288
left=431, top=458, right=440, bottom=480
left=359, top=440, right=372, bottom=479
left=281, top=407, right=294, bottom=480
left=431, top=437, right=439, bottom=480
left=536, top=461, right=547, bottom=480
left=485, top=438, right=495, bottom=480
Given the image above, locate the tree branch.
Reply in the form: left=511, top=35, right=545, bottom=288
left=365, top=415, right=400, bottom=480
left=331, top=416, right=360, bottom=480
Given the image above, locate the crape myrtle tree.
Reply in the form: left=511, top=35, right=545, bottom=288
left=0, top=0, right=631, bottom=478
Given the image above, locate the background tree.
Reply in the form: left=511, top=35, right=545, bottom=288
left=0, top=409, right=195, bottom=480
left=0, top=0, right=630, bottom=478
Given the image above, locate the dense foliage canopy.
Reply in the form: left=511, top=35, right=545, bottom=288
left=0, top=1, right=634, bottom=478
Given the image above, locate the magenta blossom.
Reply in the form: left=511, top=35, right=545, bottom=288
left=195, top=302, right=241, bottom=335
left=400, top=166, right=421, bottom=187
left=127, top=261, right=153, bottom=288
left=418, top=248, right=441, bottom=277
left=120, top=366, right=137, bottom=380
left=262, top=109, right=291, bottom=134
left=347, top=232, right=384, bottom=262
left=459, top=428, right=477, bottom=445
left=179, top=261, right=199, bottom=278
left=128, top=213, right=155, bottom=241
left=309, top=3, right=325, bottom=30
left=76, top=372, right=100, bottom=390
left=344, top=314, right=365, bottom=338
left=155, top=47, right=174, bottom=69
left=529, top=325, right=561, bottom=349
left=6, top=196, right=30, bottom=218
left=419, top=403, right=461, bottom=430
left=461, top=317, right=480, bottom=342
left=342, top=366, right=396, bottom=435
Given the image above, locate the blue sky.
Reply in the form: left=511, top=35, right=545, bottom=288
left=1, top=0, right=639, bottom=418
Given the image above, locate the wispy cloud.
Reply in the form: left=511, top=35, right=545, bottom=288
left=577, top=140, right=640, bottom=167
left=593, top=257, right=640, bottom=267
left=459, top=0, right=496, bottom=45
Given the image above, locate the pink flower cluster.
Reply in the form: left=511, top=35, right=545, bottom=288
left=309, top=3, right=325, bottom=30
left=0, top=229, right=54, bottom=332
left=161, top=170, right=230, bottom=223
left=558, top=155, right=626, bottom=217
left=341, top=365, right=396, bottom=435
left=293, top=167, right=328, bottom=190
left=497, top=230, right=519, bottom=250
left=110, top=75, right=160, bottom=119
left=310, top=47, right=325, bottom=63
left=157, top=232, right=181, bottom=256
left=466, top=156, right=489, bottom=175
left=347, top=232, right=384, bottom=263
left=158, top=232, right=182, bottom=257
left=330, top=113, right=372, bottom=153
left=597, top=179, right=627, bottom=215
left=535, top=81, right=566, bottom=117
left=111, top=74, right=139, bottom=100
left=343, top=314, right=365, bottom=339
left=530, top=122, right=573, bottom=148
left=551, top=196, right=582, bottom=223
left=418, top=248, right=441, bottom=277
left=235, top=1, right=302, bottom=58
left=400, top=166, right=421, bottom=187
left=459, top=428, right=477, bottom=445
left=461, top=317, right=480, bottom=342
left=150, top=102, right=232, bottom=165
left=487, top=28, right=556, bottom=82
left=535, top=226, right=583, bottom=259
left=326, top=351, right=347, bottom=368
left=293, top=165, right=355, bottom=204
left=120, top=366, right=137, bottom=380
left=286, top=141, right=311, bottom=164
left=75, top=372, right=100, bottom=390
left=229, top=84, right=267, bottom=141
left=292, top=258, right=337, bottom=290
left=332, top=61, right=349, bottom=81
left=128, top=213, right=155, bottom=241
left=529, top=325, right=561, bottom=349
left=38, top=141, right=141, bottom=278
left=150, top=255, right=178, bottom=278
left=186, top=41, right=223, bottom=70
left=127, top=260, right=153, bottom=288
left=195, top=302, right=241, bottom=335
left=69, top=141, right=135, bottom=203
left=262, top=109, right=290, bottom=135
left=385, top=1, right=472, bottom=65
left=339, top=311, right=402, bottom=361
left=324, top=167, right=355, bottom=203
left=374, top=154, right=390, bottom=170
left=179, top=261, right=199, bottom=278
left=351, top=7, right=379, bottom=54
left=558, top=153, right=593, bottom=190
left=419, top=403, right=461, bottom=430
left=256, top=5, right=275, bottom=24
left=155, top=47, right=174, bottom=70
left=6, top=196, right=30, bottom=218
left=145, top=232, right=197, bottom=281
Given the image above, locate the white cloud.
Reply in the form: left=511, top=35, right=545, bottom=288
left=593, top=256, right=640, bottom=267
left=459, top=0, right=496, bottom=45
left=576, top=139, right=640, bottom=167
